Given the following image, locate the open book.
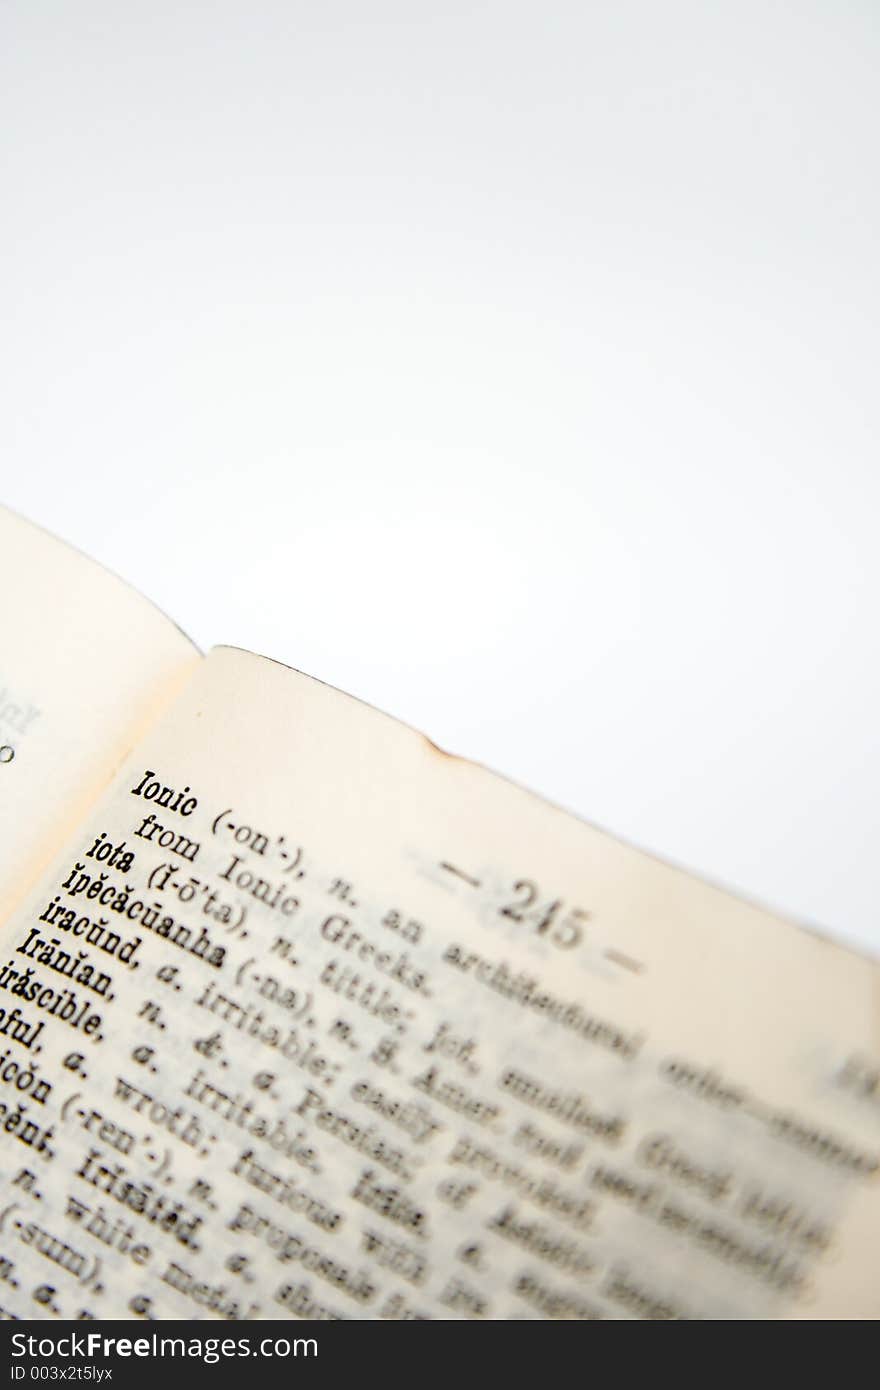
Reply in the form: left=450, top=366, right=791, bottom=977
left=0, top=506, right=877, bottom=1322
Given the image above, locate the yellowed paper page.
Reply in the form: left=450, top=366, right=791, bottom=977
left=0, top=645, right=876, bottom=1319
left=0, top=508, right=200, bottom=920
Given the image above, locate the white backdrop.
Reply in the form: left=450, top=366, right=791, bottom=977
left=2, top=3, right=878, bottom=954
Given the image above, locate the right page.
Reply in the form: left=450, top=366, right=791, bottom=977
left=0, top=645, right=877, bottom=1320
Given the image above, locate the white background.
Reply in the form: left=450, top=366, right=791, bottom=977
left=2, top=3, right=878, bottom=954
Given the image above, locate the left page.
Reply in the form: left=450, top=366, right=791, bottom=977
left=0, top=508, right=201, bottom=921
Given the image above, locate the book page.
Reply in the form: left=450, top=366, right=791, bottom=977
left=0, top=508, right=200, bottom=921
left=0, top=645, right=876, bottom=1320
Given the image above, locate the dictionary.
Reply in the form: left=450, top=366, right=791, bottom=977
left=0, top=505, right=877, bottom=1320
